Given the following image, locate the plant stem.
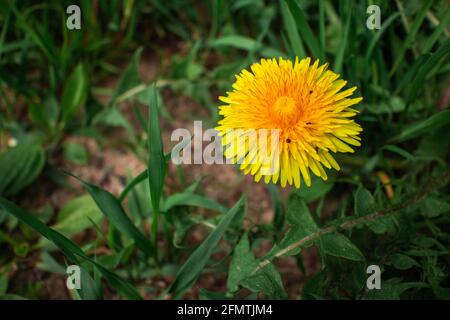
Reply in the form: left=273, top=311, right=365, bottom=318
left=252, top=170, right=450, bottom=275
left=152, top=210, right=159, bottom=265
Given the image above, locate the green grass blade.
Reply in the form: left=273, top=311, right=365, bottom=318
left=110, top=48, right=143, bottom=105
left=8, top=3, right=57, bottom=64
left=209, top=35, right=260, bottom=52
left=405, top=39, right=450, bottom=107
left=66, top=172, right=153, bottom=256
left=162, top=193, right=228, bottom=214
left=147, top=83, right=166, bottom=214
left=391, top=110, right=450, bottom=143
left=147, top=83, right=166, bottom=259
left=0, top=197, right=142, bottom=300
left=118, top=139, right=192, bottom=203
left=390, top=0, right=433, bottom=76
left=422, top=8, right=450, bottom=53
left=394, top=53, right=431, bottom=95
left=333, top=3, right=351, bottom=73
left=285, top=0, right=323, bottom=60
left=119, top=170, right=148, bottom=202
left=280, top=0, right=305, bottom=57
left=318, top=0, right=325, bottom=55
left=168, top=196, right=246, bottom=298
left=364, top=12, right=400, bottom=62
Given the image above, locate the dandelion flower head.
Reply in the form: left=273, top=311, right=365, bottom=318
left=216, top=57, right=363, bottom=188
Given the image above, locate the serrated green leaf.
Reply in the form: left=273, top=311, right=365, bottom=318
left=354, top=185, right=376, bottom=216
left=354, top=185, right=396, bottom=234
left=321, top=233, right=365, bottom=261
left=228, top=233, right=287, bottom=299
left=267, top=194, right=318, bottom=258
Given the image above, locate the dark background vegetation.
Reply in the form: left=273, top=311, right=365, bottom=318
left=0, top=0, right=449, bottom=299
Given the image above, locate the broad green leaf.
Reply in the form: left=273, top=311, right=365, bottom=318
left=267, top=194, right=318, bottom=258
left=354, top=185, right=396, bottom=234
left=66, top=173, right=153, bottom=256
left=301, top=271, right=327, bottom=300
left=209, top=35, right=259, bottom=51
left=29, top=95, right=59, bottom=129
left=227, top=233, right=257, bottom=294
left=147, top=83, right=166, bottom=214
left=52, top=195, right=103, bottom=236
left=365, top=96, right=405, bottom=114
left=354, top=185, right=376, bottom=216
left=416, top=197, right=450, bottom=218
left=36, top=251, right=66, bottom=274
left=0, top=144, right=45, bottom=196
left=268, top=183, right=284, bottom=233
left=0, top=272, right=7, bottom=295
left=71, top=266, right=104, bottom=300
left=389, top=253, right=419, bottom=270
left=127, top=176, right=152, bottom=221
left=162, top=192, right=227, bottom=214
left=292, top=177, right=333, bottom=203
left=390, top=110, right=450, bottom=143
left=321, top=233, right=365, bottom=261
left=228, top=233, right=287, bottom=299
left=168, top=196, right=246, bottom=298
left=0, top=197, right=142, bottom=300
left=61, top=63, right=88, bottom=124
left=92, top=106, right=134, bottom=134
left=366, top=278, right=427, bottom=300
left=63, top=142, right=90, bottom=165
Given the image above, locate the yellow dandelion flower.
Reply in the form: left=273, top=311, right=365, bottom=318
left=216, top=57, right=363, bottom=188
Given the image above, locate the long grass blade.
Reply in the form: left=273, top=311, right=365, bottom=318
left=167, top=196, right=246, bottom=298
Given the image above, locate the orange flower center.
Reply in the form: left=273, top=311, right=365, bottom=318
left=272, top=96, right=299, bottom=127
